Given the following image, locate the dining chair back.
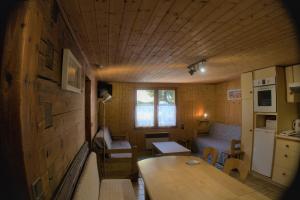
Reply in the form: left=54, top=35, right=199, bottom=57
left=203, top=147, right=218, bottom=166
left=223, top=158, right=249, bottom=181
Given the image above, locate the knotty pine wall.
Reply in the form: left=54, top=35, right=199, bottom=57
left=101, top=82, right=216, bottom=151
left=215, top=78, right=242, bottom=125
left=100, top=79, right=241, bottom=151
left=1, top=0, right=97, bottom=199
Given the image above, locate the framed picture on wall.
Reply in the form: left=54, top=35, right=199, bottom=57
left=61, top=49, right=82, bottom=93
left=227, top=89, right=241, bottom=100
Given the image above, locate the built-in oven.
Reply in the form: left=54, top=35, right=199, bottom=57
left=253, top=77, right=276, bottom=113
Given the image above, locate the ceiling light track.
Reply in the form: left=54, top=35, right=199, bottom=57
left=187, top=59, right=207, bottom=75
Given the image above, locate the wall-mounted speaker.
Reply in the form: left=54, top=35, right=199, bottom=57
left=97, top=81, right=112, bottom=100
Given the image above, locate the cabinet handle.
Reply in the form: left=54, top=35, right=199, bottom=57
left=250, top=91, right=253, bottom=94
left=282, top=173, right=286, bottom=176
left=284, top=154, right=288, bottom=158
left=249, top=129, right=253, bottom=132
left=285, top=144, right=289, bottom=148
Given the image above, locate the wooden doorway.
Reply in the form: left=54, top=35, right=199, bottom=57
left=85, top=76, right=92, bottom=147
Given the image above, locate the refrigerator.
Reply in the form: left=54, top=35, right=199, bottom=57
left=252, top=128, right=276, bottom=177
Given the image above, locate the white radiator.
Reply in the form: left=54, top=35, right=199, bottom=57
left=144, top=132, right=169, bottom=150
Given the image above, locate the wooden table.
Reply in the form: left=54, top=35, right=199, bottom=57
left=138, top=156, right=270, bottom=200
left=152, top=141, right=191, bottom=155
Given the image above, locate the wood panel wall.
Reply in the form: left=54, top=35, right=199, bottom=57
left=100, top=79, right=241, bottom=151
left=215, top=78, right=242, bottom=125
left=0, top=0, right=97, bottom=199
left=0, top=1, right=30, bottom=198
left=101, top=82, right=216, bottom=151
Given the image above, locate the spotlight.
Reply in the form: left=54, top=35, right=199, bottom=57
left=200, top=67, right=206, bottom=73
left=187, top=58, right=207, bottom=76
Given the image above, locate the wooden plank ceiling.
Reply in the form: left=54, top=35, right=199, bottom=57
left=59, top=0, right=300, bottom=83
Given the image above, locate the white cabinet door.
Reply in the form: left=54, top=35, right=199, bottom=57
left=252, top=129, right=275, bottom=177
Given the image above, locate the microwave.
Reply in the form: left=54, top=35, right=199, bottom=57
left=253, top=78, right=277, bottom=113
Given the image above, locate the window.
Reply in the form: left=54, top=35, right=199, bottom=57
left=135, top=89, right=176, bottom=128
left=158, top=90, right=176, bottom=127
left=135, top=90, right=155, bottom=127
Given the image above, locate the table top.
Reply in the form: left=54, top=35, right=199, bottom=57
left=138, top=156, right=270, bottom=200
left=152, top=141, right=191, bottom=154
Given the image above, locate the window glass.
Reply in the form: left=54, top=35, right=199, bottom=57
left=135, top=90, right=155, bottom=127
left=158, top=90, right=176, bottom=127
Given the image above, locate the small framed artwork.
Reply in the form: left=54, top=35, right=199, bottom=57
left=61, top=49, right=82, bottom=93
left=227, top=89, right=241, bottom=100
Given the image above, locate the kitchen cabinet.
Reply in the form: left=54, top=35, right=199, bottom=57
left=293, top=65, right=300, bottom=82
left=253, top=66, right=276, bottom=80
left=241, top=67, right=299, bottom=179
left=241, top=72, right=254, bottom=167
left=285, top=65, right=300, bottom=103
left=272, top=138, right=300, bottom=186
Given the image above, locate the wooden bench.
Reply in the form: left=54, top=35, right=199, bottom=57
left=53, top=142, right=135, bottom=200
left=73, top=152, right=135, bottom=200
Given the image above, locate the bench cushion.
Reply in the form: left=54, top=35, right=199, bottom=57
left=99, top=179, right=136, bottom=200
left=103, top=127, right=113, bottom=149
left=194, top=136, right=230, bottom=154
left=73, top=152, right=100, bottom=200
left=110, top=140, right=132, bottom=158
left=110, top=153, right=132, bottom=158
left=209, top=123, right=241, bottom=141
left=111, top=140, right=131, bottom=149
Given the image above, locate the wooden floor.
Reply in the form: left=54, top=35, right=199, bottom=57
left=244, top=174, right=284, bottom=200
left=133, top=154, right=285, bottom=200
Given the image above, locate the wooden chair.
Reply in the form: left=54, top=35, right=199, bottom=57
left=223, top=158, right=249, bottom=181
left=93, top=127, right=138, bottom=181
left=203, top=147, right=218, bottom=166
left=229, top=139, right=244, bottom=159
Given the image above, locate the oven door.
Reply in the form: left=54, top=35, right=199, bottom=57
left=254, top=85, right=276, bottom=113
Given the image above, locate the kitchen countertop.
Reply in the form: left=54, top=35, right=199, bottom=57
left=276, top=134, right=300, bottom=142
